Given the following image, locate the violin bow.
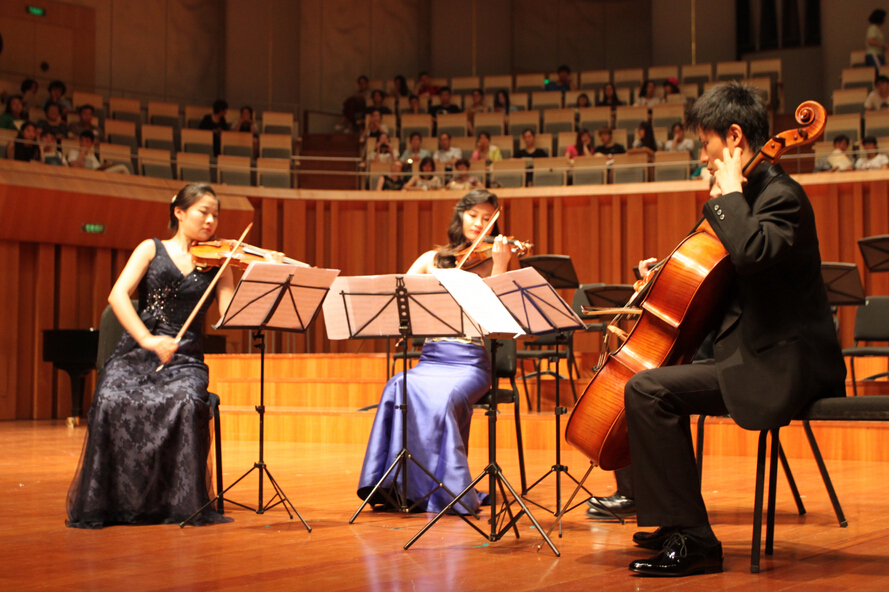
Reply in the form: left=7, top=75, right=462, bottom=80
left=156, top=222, right=252, bottom=371
left=455, top=208, right=500, bottom=270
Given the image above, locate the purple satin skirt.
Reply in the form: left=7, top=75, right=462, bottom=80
left=357, top=340, right=491, bottom=513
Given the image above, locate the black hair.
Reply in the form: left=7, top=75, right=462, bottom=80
left=640, top=80, right=655, bottom=98
left=393, top=75, right=408, bottom=96
left=78, top=103, right=94, bottom=114
left=434, top=189, right=501, bottom=268
left=21, top=78, right=37, bottom=94
left=870, top=9, right=886, bottom=24
left=358, top=75, right=369, bottom=83
left=169, top=183, right=219, bottom=232
left=494, top=91, right=510, bottom=111
left=44, top=101, right=59, bottom=114
left=5, top=94, right=23, bottom=114
left=409, top=131, right=422, bottom=141
left=522, top=128, right=536, bottom=137
left=240, top=105, right=253, bottom=118
left=48, top=80, right=66, bottom=94
left=576, top=93, right=591, bottom=107
left=370, top=108, right=382, bottom=117
left=557, top=65, right=570, bottom=74
left=478, top=131, right=491, bottom=141
left=863, top=136, right=878, bottom=146
left=833, top=134, right=850, bottom=145
left=212, top=99, right=228, bottom=114
left=371, top=89, right=384, bottom=100
left=455, top=158, right=470, bottom=168
left=439, top=86, right=452, bottom=94
left=637, top=121, right=658, bottom=151
left=408, top=94, right=419, bottom=102
left=671, top=120, right=684, bottom=135
left=439, top=131, right=451, bottom=140
left=418, top=70, right=429, bottom=79
left=79, top=130, right=95, bottom=141
left=878, top=75, right=889, bottom=85
left=418, top=156, right=436, bottom=178
left=16, top=121, right=36, bottom=138
left=685, top=82, right=770, bottom=153
left=575, top=127, right=591, bottom=153
left=473, top=88, right=484, bottom=96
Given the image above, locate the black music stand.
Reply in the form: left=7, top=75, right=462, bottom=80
left=323, top=274, right=480, bottom=519
left=403, top=267, right=560, bottom=555
left=180, top=262, right=339, bottom=530
left=821, top=262, right=866, bottom=307
left=859, top=235, right=889, bottom=272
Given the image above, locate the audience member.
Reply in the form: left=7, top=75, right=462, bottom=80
left=20, top=79, right=38, bottom=119
left=336, top=75, right=370, bottom=132
left=564, top=128, right=594, bottom=159
left=400, top=132, right=432, bottom=164
left=662, top=77, right=681, bottom=100
left=67, top=104, right=104, bottom=141
left=414, top=71, right=440, bottom=96
left=235, top=106, right=259, bottom=158
left=545, top=65, right=576, bottom=92
left=597, top=82, right=624, bottom=108
left=369, top=90, right=392, bottom=115
left=6, top=121, right=40, bottom=162
left=403, top=94, right=426, bottom=115
left=0, top=95, right=24, bottom=130
left=632, top=121, right=660, bottom=153
left=433, top=132, right=462, bottom=169
left=40, top=131, right=67, bottom=166
left=866, top=10, right=888, bottom=75
left=865, top=75, right=889, bottom=110
left=447, top=158, right=483, bottom=190
left=38, top=102, right=68, bottom=138
left=199, top=99, right=230, bottom=156
left=855, top=136, right=889, bottom=170
left=515, top=129, right=548, bottom=158
left=575, top=93, right=592, bottom=109
left=471, top=131, right=502, bottom=164
left=635, top=80, right=662, bottom=107
left=664, top=121, right=695, bottom=152
left=466, top=88, right=489, bottom=134
left=390, top=75, right=410, bottom=99
left=403, top=157, right=443, bottom=190
left=42, top=80, right=73, bottom=117
left=431, top=86, right=461, bottom=120
left=376, top=159, right=406, bottom=190
left=362, top=109, right=391, bottom=144
left=594, top=126, right=627, bottom=157
left=493, top=90, right=515, bottom=114
left=67, top=130, right=102, bottom=169
left=814, top=135, right=854, bottom=172
left=366, top=131, right=398, bottom=162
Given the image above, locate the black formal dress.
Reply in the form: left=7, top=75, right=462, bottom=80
left=625, top=162, right=846, bottom=529
left=66, top=239, right=230, bottom=528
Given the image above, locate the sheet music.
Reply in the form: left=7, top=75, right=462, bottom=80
left=483, top=267, right=584, bottom=334
left=431, top=268, right=526, bottom=338
left=217, top=262, right=340, bottom=330
left=323, top=274, right=464, bottom=340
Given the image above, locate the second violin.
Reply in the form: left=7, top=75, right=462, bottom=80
left=190, top=240, right=308, bottom=271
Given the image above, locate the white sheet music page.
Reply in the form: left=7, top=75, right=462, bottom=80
left=322, top=274, right=464, bottom=340
left=483, top=267, right=585, bottom=334
left=217, top=262, right=340, bottom=330
left=431, top=268, right=525, bottom=339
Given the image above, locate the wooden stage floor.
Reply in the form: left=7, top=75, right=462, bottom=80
left=5, top=420, right=889, bottom=592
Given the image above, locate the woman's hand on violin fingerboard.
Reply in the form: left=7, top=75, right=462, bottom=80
left=263, top=250, right=285, bottom=264
left=491, top=235, right=512, bottom=276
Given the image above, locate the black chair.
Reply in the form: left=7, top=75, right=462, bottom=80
left=841, top=296, right=889, bottom=396
left=474, top=339, right=528, bottom=494
left=97, top=304, right=225, bottom=514
left=697, top=395, right=889, bottom=573
left=389, top=336, right=425, bottom=378
left=571, top=283, right=636, bottom=364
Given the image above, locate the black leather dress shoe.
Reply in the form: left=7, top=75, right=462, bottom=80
left=585, top=494, right=636, bottom=518
left=629, top=533, right=723, bottom=577
left=632, top=526, right=681, bottom=550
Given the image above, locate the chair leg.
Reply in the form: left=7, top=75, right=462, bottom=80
left=850, top=357, right=858, bottom=397
left=566, top=339, right=578, bottom=403
left=751, top=430, right=768, bottom=573
left=512, top=377, right=528, bottom=495
left=777, top=444, right=806, bottom=515
left=803, top=420, right=847, bottom=527
left=765, top=429, right=780, bottom=556
left=520, top=361, right=533, bottom=412
left=695, top=415, right=706, bottom=482
left=212, top=398, right=224, bottom=514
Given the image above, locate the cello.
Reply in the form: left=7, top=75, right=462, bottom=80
left=564, top=101, right=827, bottom=470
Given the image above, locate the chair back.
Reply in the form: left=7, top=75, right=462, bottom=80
left=97, top=301, right=137, bottom=372
left=854, top=296, right=889, bottom=342
left=486, top=339, right=517, bottom=379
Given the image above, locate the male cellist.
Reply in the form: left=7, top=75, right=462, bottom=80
left=624, top=82, right=846, bottom=577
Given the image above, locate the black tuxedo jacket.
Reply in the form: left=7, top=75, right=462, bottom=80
left=703, top=162, right=846, bottom=430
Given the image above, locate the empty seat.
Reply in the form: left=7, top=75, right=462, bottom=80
left=147, top=101, right=180, bottom=128
left=138, top=147, right=174, bottom=179
left=651, top=103, right=686, bottom=129
left=473, top=112, right=506, bottom=137
left=256, top=157, right=291, bottom=188
left=140, top=124, right=175, bottom=152
left=647, top=65, right=679, bottom=85
left=531, top=91, right=563, bottom=110
left=401, top=113, right=433, bottom=139
left=491, top=135, right=517, bottom=159
left=508, top=109, right=540, bottom=136
left=490, top=158, right=526, bottom=188
left=451, top=76, right=480, bottom=96
left=834, top=88, right=868, bottom=116
left=578, top=107, right=613, bottom=132
left=579, top=70, right=610, bottom=91
left=865, top=111, right=889, bottom=138
left=436, top=112, right=469, bottom=137
left=259, top=133, right=293, bottom=160
left=483, top=74, right=513, bottom=96
left=262, top=111, right=296, bottom=136
left=841, top=67, right=875, bottom=92
left=653, top=150, right=691, bottom=182
left=613, top=68, right=644, bottom=89
left=824, top=113, right=862, bottom=143
left=850, top=50, right=867, bottom=67
left=531, top=156, right=568, bottom=187
left=217, top=154, right=252, bottom=186
left=98, top=143, right=135, bottom=174
left=543, top=109, right=575, bottom=134
left=220, top=130, right=254, bottom=157
left=515, top=73, right=545, bottom=94
left=105, top=119, right=138, bottom=151
left=510, top=92, right=529, bottom=111
left=611, top=152, right=649, bottom=184
left=176, top=151, right=211, bottom=182
left=749, top=58, right=782, bottom=88
left=180, top=128, right=215, bottom=155
left=715, top=61, right=748, bottom=81
left=185, top=105, right=211, bottom=129
left=108, top=97, right=141, bottom=125
left=571, top=155, right=607, bottom=185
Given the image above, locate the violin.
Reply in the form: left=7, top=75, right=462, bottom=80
left=454, top=235, right=533, bottom=270
left=190, top=239, right=308, bottom=271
